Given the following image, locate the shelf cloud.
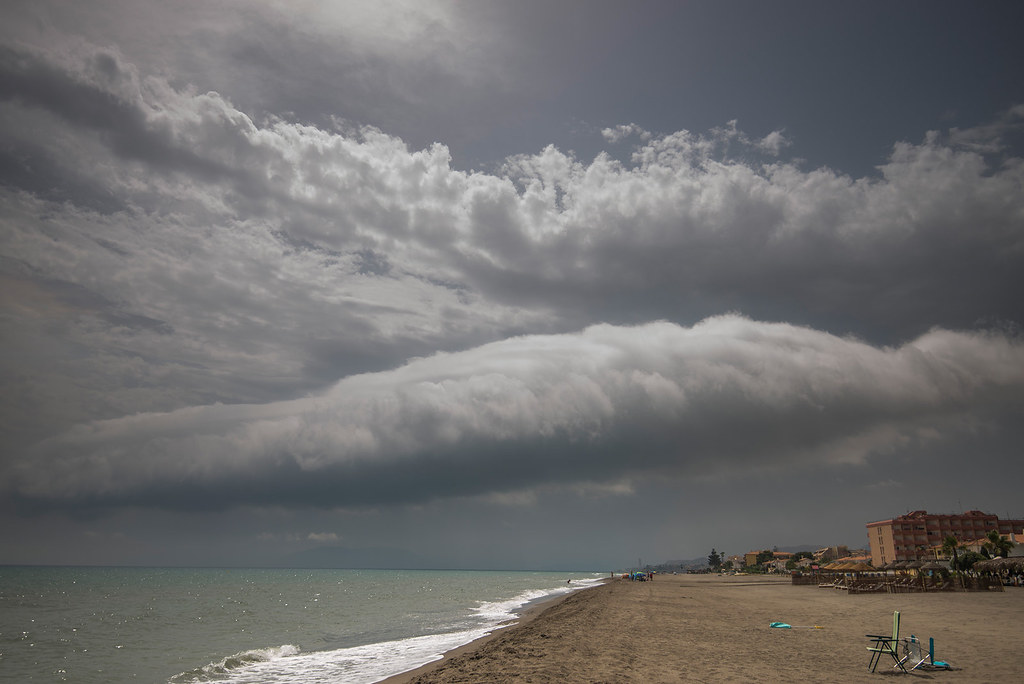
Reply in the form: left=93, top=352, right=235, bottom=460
left=13, top=317, right=1023, bottom=514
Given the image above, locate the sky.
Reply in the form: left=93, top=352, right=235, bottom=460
left=2, top=0, right=1023, bottom=571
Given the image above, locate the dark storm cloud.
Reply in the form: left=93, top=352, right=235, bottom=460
left=0, top=45, right=233, bottom=183
left=2, top=2, right=1024, bottom=567
left=4, top=39, right=1022, bottom=349
left=486, top=128, right=1024, bottom=342
left=10, top=316, right=1024, bottom=512
left=1, top=38, right=1023, bottom=466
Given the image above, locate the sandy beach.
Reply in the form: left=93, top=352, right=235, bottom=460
left=385, top=574, right=1024, bottom=682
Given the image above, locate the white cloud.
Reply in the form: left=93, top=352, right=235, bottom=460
left=757, top=130, right=790, bottom=155
left=601, top=123, right=653, bottom=144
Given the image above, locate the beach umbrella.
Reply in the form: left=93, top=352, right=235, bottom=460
left=974, top=557, right=1024, bottom=573
left=904, top=560, right=924, bottom=574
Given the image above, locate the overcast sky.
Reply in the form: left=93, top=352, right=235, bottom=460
left=2, top=0, right=1023, bottom=570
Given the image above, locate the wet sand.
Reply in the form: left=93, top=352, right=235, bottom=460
left=383, top=574, right=1024, bottom=682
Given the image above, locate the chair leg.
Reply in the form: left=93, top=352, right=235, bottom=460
left=868, top=640, right=906, bottom=673
left=889, top=643, right=908, bottom=673
left=867, top=644, right=889, bottom=672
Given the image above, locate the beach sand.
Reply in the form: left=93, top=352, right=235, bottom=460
left=384, top=574, right=1024, bottom=682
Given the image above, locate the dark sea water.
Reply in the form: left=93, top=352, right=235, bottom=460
left=0, top=566, right=603, bottom=683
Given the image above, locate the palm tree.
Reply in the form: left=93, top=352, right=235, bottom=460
left=942, top=535, right=964, bottom=589
left=985, top=530, right=1014, bottom=558
left=942, top=535, right=960, bottom=569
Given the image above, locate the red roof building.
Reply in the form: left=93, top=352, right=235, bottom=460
left=866, top=510, right=1024, bottom=566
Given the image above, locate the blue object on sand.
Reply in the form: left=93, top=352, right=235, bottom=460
left=769, top=622, right=791, bottom=628
left=928, top=636, right=951, bottom=668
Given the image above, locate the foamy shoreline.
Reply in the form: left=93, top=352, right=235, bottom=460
left=383, top=574, right=1024, bottom=682
left=379, top=577, right=607, bottom=683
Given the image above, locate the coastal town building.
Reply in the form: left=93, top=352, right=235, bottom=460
left=795, top=557, right=816, bottom=569
left=866, top=510, right=1024, bottom=566
left=813, top=545, right=849, bottom=563
left=740, top=550, right=803, bottom=572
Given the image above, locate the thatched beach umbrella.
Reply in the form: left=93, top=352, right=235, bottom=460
left=974, top=557, right=1024, bottom=573
left=846, top=562, right=874, bottom=577
left=1004, top=558, right=1024, bottom=572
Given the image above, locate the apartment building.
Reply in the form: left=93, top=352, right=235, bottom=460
left=866, top=510, right=1024, bottom=566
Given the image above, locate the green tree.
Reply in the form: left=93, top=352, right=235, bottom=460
left=707, top=548, right=722, bottom=570
left=755, top=549, right=774, bottom=565
left=957, top=550, right=986, bottom=571
left=984, top=530, right=1014, bottom=558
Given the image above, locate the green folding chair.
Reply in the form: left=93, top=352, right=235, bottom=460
left=866, top=610, right=908, bottom=673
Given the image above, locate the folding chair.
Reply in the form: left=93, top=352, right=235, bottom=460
left=866, top=610, right=908, bottom=673
left=901, top=636, right=929, bottom=671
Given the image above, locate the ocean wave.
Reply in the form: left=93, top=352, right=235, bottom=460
left=168, top=644, right=300, bottom=682
left=167, top=630, right=491, bottom=684
left=474, top=576, right=603, bottom=621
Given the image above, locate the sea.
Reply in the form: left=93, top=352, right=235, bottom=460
left=0, top=566, right=604, bottom=683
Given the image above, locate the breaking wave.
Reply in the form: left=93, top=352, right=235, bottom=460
left=170, top=644, right=301, bottom=682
